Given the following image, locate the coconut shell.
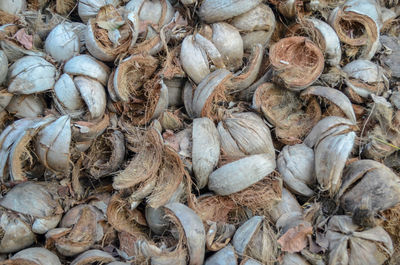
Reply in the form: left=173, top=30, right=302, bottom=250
left=45, top=23, right=79, bottom=62
left=6, top=94, right=45, bottom=118
left=64, top=55, right=110, bottom=86
left=53, top=73, right=84, bottom=114
left=0, top=50, right=8, bottom=85
left=180, top=35, right=210, bottom=84
left=208, top=153, right=276, bottom=195
left=277, top=144, right=315, bottom=197
left=192, top=117, right=220, bottom=189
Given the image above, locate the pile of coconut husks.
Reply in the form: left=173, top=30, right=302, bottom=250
left=0, top=0, right=399, bottom=264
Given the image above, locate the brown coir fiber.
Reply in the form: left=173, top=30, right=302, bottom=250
left=269, top=36, right=324, bottom=90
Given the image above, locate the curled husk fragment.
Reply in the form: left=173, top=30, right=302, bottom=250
left=328, top=0, right=381, bottom=59
left=6, top=94, right=45, bottom=118
left=198, top=0, right=261, bottom=23
left=0, top=210, right=35, bottom=253
left=0, top=116, right=54, bottom=182
left=363, top=95, right=400, bottom=160
left=71, top=114, right=110, bottom=150
left=325, top=215, right=393, bottom=265
left=46, top=204, right=104, bottom=256
left=232, top=216, right=278, bottom=264
left=304, top=116, right=356, bottom=196
left=208, top=153, right=276, bottom=195
left=192, top=117, right=220, bottom=189
left=253, top=82, right=322, bottom=144
left=337, top=160, right=400, bottom=226
left=0, top=50, right=8, bottom=85
left=277, top=144, right=315, bottom=197
left=85, top=5, right=138, bottom=62
left=287, top=18, right=341, bottom=66
left=78, top=0, right=121, bottom=23
left=5, top=247, right=61, bottom=265
left=70, top=249, right=115, bottom=265
left=217, top=112, right=274, bottom=158
left=192, top=69, right=233, bottom=119
left=109, top=54, right=158, bottom=102
left=342, top=59, right=386, bottom=102
left=85, top=129, right=125, bottom=178
left=269, top=36, right=324, bottom=91
left=45, top=22, right=80, bottom=62
left=36, top=115, right=71, bottom=173
left=301, top=85, right=357, bottom=123
left=7, top=55, right=57, bottom=94
left=231, top=4, right=276, bottom=50
left=163, top=202, right=206, bottom=265
left=0, top=182, right=63, bottom=234
left=205, top=244, right=237, bottom=265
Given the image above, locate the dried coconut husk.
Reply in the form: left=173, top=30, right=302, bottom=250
left=106, top=193, right=148, bottom=236
left=84, top=129, right=125, bottom=179
left=286, top=18, right=341, bottom=66
left=113, top=127, right=163, bottom=191
left=0, top=10, right=20, bottom=25
left=304, top=116, right=356, bottom=197
left=337, top=160, right=400, bottom=226
left=252, top=82, right=322, bottom=145
left=111, top=75, right=168, bottom=126
left=232, top=216, right=278, bottom=265
left=0, top=24, right=45, bottom=62
left=189, top=194, right=237, bottom=224
left=323, top=215, right=393, bottom=265
left=301, top=85, right=356, bottom=124
left=204, top=221, right=236, bottom=251
left=110, top=54, right=158, bottom=101
left=269, top=36, right=324, bottom=91
left=217, top=112, right=274, bottom=158
left=328, top=0, right=381, bottom=60
left=362, top=95, right=400, bottom=160
left=0, top=116, right=54, bottom=183
left=228, top=171, right=282, bottom=214
left=56, top=0, right=76, bottom=15
left=159, top=110, right=184, bottom=131
left=379, top=203, right=400, bottom=245
left=268, top=0, right=303, bottom=19
left=86, top=5, right=136, bottom=62
left=46, top=206, right=100, bottom=256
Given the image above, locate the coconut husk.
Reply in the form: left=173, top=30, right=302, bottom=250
left=205, top=221, right=236, bottom=251
left=56, top=0, right=76, bottom=15
left=380, top=203, right=400, bottom=245
left=253, top=82, right=322, bottom=145
left=113, top=128, right=163, bottom=190
left=106, top=193, right=148, bottom=236
left=269, top=36, right=324, bottom=90
left=338, top=160, right=400, bottom=226
left=228, top=171, right=282, bottom=214
left=328, top=0, right=380, bottom=60
left=85, top=129, right=125, bottom=179
left=0, top=10, right=20, bottom=25
left=323, top=215, right=393, bottom=265
left=111, top=54, right=159, bottom=102
left=246, top=220, right=278, bottom=264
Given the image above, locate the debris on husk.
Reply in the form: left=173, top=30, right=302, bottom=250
left=0, top=0, right=399, bottom=264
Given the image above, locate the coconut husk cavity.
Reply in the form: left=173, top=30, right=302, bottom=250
left=253, top=82, right=322, bottom=144
left=269, top=36, right=324, bottom=90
